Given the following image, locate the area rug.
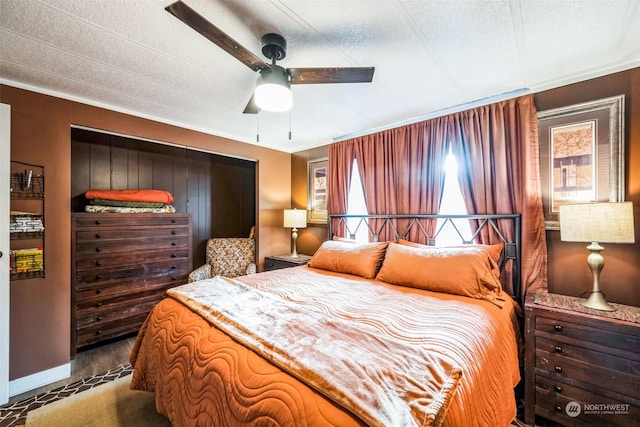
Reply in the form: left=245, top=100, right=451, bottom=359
left=24, top=373, right=170, bottom=427
left=0, top=364, right=165, bottom=427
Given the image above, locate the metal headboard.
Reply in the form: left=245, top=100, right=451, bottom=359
left=329, top=214, right=522, bottom=302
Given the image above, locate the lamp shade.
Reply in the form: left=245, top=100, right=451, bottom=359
left=255, top=65, right=292, bottom=112
left=560, top=202, right=635, bottom=243
left=284, top=209, right=307, bottom=229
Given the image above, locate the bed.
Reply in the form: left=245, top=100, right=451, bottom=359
left=130, top=214, right=523, bottom=427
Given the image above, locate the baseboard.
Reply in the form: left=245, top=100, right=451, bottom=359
left=8, top=363, right=71, bottom=397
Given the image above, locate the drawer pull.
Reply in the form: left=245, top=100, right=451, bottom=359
left=95, top=220, right=101, bottom=225
left=171, top=230, right=177, bottom=235
left=96, top=289, right=102, bottom=294
left=96, top=329, right=102, bottom=335
left=554, top=325, right=563, bottom=332
left=96, top=275, right=102, bottom=280
left=171, top=242, right=177, bottom=246
left=171, top=219, right=176, bottom=223
left=95, top=247, right=101, bottom=252
left=96, top=315, right=102, bottom=321
left=171, top=276, right=177, bottom=281
left=554, top=346, right=563, bottom=353
left=95, top=233, right=102, bottom=238
left=96, top=260, right=102, bottom=266
left=171, top=254, right=177, bottom=258
left=96, top=302, right=102, bottom=307
left=554, top=405, right=562, bottom=413
left=171, top=265, right=177, bottom=269
left=555, top=366, right=563, bottom=373
left=554, top=385, right=562, bottom=393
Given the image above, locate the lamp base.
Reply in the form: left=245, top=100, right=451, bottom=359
left=290, top=228, right=299, bottom=258
left=581, top=291, right=616, bottom=312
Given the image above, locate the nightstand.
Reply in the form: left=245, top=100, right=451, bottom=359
left=264, top=254, right=312, bottom=271
left=524, top=289, right=640, bottom=426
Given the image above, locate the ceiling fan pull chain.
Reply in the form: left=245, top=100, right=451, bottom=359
left=256, top=112, right=260, bottom=143
left=289, top=110, right=292, bottom=140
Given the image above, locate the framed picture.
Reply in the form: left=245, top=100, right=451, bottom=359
left=538, top=95, right=625, bottom=230
left=307, top=158, right=328, bottom=224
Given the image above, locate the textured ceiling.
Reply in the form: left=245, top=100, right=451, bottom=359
left=1, top=0, right=639, bottom=153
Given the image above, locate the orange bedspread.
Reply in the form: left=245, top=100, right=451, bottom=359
left=130, top=267, right=521, bottom=427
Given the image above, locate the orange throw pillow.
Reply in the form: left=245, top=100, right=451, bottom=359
left=377, top=243, right=505, bottom=307
left=308, top=241, right=389, bottom=279
left=396, top=238, right=504, bottom=264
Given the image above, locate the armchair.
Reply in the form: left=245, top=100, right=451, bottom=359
left=188, top=237, right=256, bottom=282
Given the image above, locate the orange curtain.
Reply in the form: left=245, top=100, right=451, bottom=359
left=346, top=122, right=447, bottom=242
left=327, top=94, right=547, bottom=297
left=328, top=140, right=356, bottom=236
left=449, top=95, right=547, bottom=297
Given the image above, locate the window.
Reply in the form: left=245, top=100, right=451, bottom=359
left=346, top=158, right=369, bottom=243
left=435, top=149, right=472, bottom=245
left=344, top=150, right=471, bottom=245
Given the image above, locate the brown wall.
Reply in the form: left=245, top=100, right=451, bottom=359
left=291, top=146, right=329, bottom=256
left=3, top=85, right=292, bottom=379
left=291, top=68, right=640, bottom=307
left=536, top=68, right=640, bottom=307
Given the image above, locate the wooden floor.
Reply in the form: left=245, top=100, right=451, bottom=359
left=6, top=335, right=136, bottom=406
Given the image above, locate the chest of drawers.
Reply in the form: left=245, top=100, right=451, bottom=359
left=71, top=213, right=192, bottom=352
left=524, top=290, right=640, bottom=426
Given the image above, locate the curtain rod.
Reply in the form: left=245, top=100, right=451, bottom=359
left=333, top=87, right=530, bottom=142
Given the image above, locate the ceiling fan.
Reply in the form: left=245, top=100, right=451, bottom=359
left=165, top=1, right=375, bottom=113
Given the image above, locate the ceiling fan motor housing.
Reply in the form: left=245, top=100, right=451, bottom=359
left=261, top=33, right=287, bottom=61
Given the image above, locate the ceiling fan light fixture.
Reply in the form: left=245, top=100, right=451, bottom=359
left=255, top=65, right=292, bottom=112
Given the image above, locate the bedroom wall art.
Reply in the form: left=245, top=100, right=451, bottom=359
left=538, top=95, right=625, bottom=230
left=307, top=158, right=328, bottom=224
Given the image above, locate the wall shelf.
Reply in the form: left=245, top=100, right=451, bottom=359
left=9, top=161, right=45, bottom=281
left=10, top=231, right=45, bottom=240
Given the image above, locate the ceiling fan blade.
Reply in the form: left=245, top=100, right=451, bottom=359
left=165, top=1, right=268, bottom=72
left=288, top=67, right=374, bottom=85
left=243, top=93, right=259, bottom=114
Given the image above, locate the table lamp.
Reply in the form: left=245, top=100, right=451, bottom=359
left=559, top=201, right=635, bottom=311
left=284, top=208, right=307, bottom=257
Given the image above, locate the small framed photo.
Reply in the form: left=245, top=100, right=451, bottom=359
left=307, top=158, right=328, bottom=224
left=538, top=95, right=625, bottom=230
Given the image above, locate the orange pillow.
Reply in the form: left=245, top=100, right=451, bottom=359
left=396, top=238, right=504, bottom=264
left=376, top=243, right=505, bottom=307
left=308, top=241, right=389, bottom=279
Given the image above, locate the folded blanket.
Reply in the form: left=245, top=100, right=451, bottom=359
left=84, top=205, right=176, bottom=214
left=90, top=199, right=167, bottom=208
left=168, top=277, right=463, bottom=427
left=84, top=189, right=174, bottom=204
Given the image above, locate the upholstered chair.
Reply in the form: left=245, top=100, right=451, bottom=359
left=188, top=237, right=256, bottom=282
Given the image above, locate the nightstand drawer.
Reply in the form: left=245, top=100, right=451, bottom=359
left=535, top=375, right=640, bottom=427
left=535, top=315, right=640, bottom=355
left=535, top=348, right=638, bottom=399
left=536, top=336, right=640, bottom=378
left=264, top=255, right=311, bottom=271
left=265, top=258, right=298, bottom=271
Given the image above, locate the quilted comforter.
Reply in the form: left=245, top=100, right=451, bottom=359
left=130, top=266, right=521, bottom=426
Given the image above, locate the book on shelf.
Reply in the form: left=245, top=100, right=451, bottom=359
left=9, top=248, right=44, bottom=274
